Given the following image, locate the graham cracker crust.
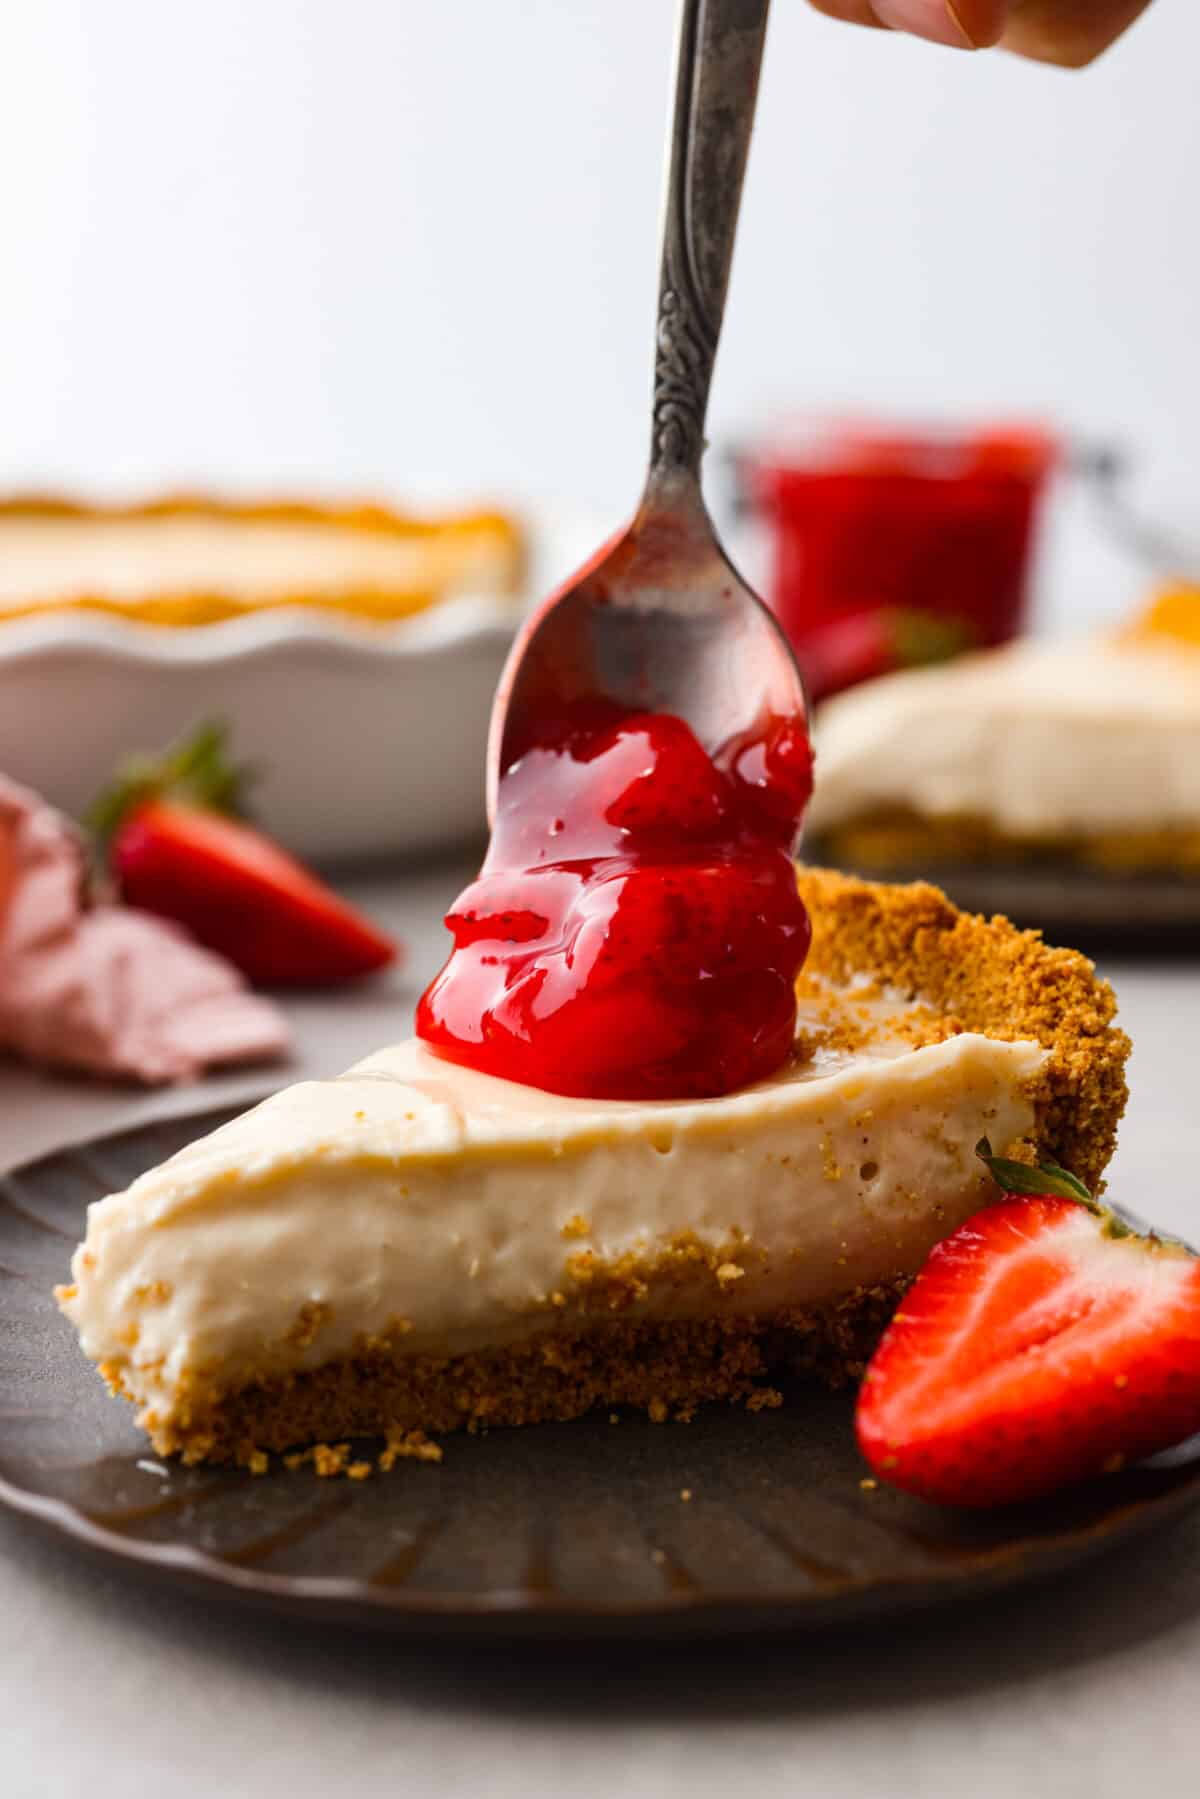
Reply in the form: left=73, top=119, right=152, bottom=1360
left=796, top=867, right=1129, bottom=1197
left=115, top=1283, right=908, bottom=1468
left=815, top=813, right=1200, bottom=878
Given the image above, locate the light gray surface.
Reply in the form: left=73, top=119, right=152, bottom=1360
left=2, top=861, right=1199, bottom=1799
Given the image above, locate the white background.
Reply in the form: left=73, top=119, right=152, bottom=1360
left=2, top=0, right=1198, bottom=623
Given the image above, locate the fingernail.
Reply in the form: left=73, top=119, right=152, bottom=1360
left=872, top=0, right=977, bottom=48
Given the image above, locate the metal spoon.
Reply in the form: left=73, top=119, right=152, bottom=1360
left=487, top=0, right=805, bottom=818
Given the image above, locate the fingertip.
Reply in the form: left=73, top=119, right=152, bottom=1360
left=869, top=1, right=981, bottom=50
left=806, top=1, right=889, bottom=28
left=946, top=1, right=1009, bottom=50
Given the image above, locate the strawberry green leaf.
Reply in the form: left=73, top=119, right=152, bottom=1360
left=891, top=609, right=976, bottom=670
left=975, top=1139, right=1096, bottom=1206
left=86, top=720, right=255, bottom=853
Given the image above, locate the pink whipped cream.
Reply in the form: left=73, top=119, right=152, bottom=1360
left=0, top=774, right=289, bottom=1083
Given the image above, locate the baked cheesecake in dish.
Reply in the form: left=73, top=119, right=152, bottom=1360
left=807, top=602, right=1200, bottom=877
left=0, top=495, right=524, bottom=629
left=57, top=868, right=1128, bottom=1466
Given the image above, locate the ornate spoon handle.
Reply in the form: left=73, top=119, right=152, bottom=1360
left=647, top=0, right=771, bottom=496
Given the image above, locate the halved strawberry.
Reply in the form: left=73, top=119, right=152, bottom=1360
left=90, top=723, right=397, bottom=986
left=856, top=1145, right=1200, bottom=1509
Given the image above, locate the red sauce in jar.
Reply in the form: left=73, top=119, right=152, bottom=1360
left=743, top=421, right=1056, bottom=695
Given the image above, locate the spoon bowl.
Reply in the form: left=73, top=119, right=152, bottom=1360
left=488, top=480, right=807, bottom=809
left=487, top=0, right=805, bottom=820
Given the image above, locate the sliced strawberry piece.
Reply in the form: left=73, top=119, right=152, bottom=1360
left=92, top=724, right=397, bottom=986
left=722, top=715, right=815, bottom=845
left=444, top=869, right=568, bottom=948
left=491, top=973, right=697, bottom=1091
left=112, top=801, right=396, bottom=986
left=588, top=858, right=809, bottom=985
left=856, top=1149, right=1200, bottom=1509
left=596, top=714, right=732, bottom=844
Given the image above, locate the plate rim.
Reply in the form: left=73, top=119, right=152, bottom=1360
left=5, top=1449, right=1200, bottom=1632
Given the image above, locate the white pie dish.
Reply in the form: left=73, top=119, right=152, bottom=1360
left=0, top=503, right=602, bottom=864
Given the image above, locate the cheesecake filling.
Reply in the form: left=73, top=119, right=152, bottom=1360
left=808, top=637, right=1200, bottom=842
left=59, top=1017, right=1046, bottom=1432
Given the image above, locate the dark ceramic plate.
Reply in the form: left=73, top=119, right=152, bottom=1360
left=3, top=1109, right=1199, bottom=1640
left=806, top=850, right=1200, bottom=950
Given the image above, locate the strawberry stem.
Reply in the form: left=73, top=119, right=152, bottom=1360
left=977, top=1140, right=1146, bottom=1240
left=87, top=719, right=254, bottom=853
left=891, top=609, right=976, bottom=670
left=975, top=1139, right=1096, bottom=1206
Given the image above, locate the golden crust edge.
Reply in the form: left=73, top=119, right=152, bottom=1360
left=796, top=865, right=1130, bottom=1195
left=813, top=813, right=1200, bottom=876
left=0, top=490, right=526, bottom=624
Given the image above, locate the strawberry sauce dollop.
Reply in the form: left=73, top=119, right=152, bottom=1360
left=416, top=707, right=814, bottom=1100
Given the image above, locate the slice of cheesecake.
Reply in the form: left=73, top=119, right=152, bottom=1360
left=0, top=494, right=524, bottom=629
left=56, top=871, right=1129, bottom=1467
left=806, top=627, right=1200, bottom=877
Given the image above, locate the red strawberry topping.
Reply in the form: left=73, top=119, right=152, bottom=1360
left=416, top=705, right=814, bottom=1100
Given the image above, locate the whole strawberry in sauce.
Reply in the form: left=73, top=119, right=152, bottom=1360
left=417, top=707, right=814, bottom=1100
